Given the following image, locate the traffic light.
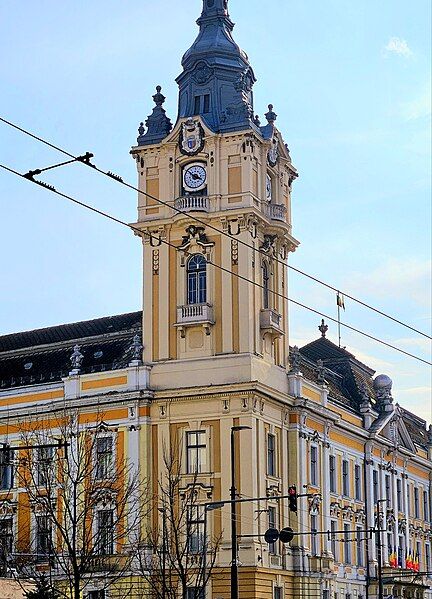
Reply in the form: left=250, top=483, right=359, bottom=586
left=264, top=526, right=294, bottom=545
left=288, top=485, right=297, bottom=512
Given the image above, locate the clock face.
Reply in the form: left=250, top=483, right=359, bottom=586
left=266, top=174, right=272, bottom=201
left=183, top=163, right=207, bottom=192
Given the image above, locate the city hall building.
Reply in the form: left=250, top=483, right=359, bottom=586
left=0, top=1, right=431, bottom=598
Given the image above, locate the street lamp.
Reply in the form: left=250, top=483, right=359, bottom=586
left=230, top=425, right=251, bottom=599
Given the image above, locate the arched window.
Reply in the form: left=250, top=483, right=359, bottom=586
left=187, top=254, right=207, bottom=305
left=262, top=261, right=270, bottom=309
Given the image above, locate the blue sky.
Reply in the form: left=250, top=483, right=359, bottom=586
left=0, top=0, right=430, bottom=422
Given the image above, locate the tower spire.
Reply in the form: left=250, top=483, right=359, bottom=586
left=176, top=0, right=256, bottom=133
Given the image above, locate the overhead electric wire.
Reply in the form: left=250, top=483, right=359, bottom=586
left=0, top=116, right=430, bottom=342
left=1, top=161, right=430, bottom=368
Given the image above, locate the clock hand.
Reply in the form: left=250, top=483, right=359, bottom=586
left=191, top=173, right=201, bottom=180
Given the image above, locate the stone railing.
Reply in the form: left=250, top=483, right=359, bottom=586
left=176, top=303, right=214, bottom=325
left=264, top=203, right=287, bottom=222
left=174, top=195, right=209, bottom=212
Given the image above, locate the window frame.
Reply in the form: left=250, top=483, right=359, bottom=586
left=0, top=445, right=14, bottom=490
left=354, top=464, right=362, bottom=501
left=95, top=435, right=114, bottom=481
left=342, top=459, right=349, bottom=497
left=186, top=430, right=207, bottom=474
left=414, top=486, right=419, bottom=519
left=262, top=260, right=270, bottom=309
left=187, top=254, right=207, bottom=305
left=329, top=455, right=336, bottom=493
left=268, top=506, right=277, bottom=555
left=0, top=517, right=13, bottom=556
left=356, top=525, right=364, bottom=567
left=267, top=433, right=276, bottom=477
left=187, top=505, right=205, bottom=554
left=36, top=445, right=55, bottom=488
left=310, top=445, right=318, bottom=487
left=331, top=519, right=338, bottom=562
left=310, top=514, right=318, bottom=556
left=35, top=514, right=53, bottom=560
left=96, top=509, right=114, bottom=556
left=343, top=522, right=351, bottom=564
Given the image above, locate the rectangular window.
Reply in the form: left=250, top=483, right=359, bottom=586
left=311, top=514, right=318, bottom=555
left=354, top=464, right=361, bottom=501
left=88, top=592, right=105, bottom=599
left=187, top=505, right=205, bottom=553
left=97, top=510, right=114, bottom=555
left=342, top=459, right=349, bottom=497
left=310, top=446, right=318, bottom=486
left=36, top=446, right=54, bottom=487
left=186, top=431, right=206, bottom=474
left=194, top=96, right=201, bottom=115
left=414, top=487, right=419, bottom=518
left=274, top=587, right=283, bottom=599
left=203, top=94, right=210, bottom=113
left=426, top=543, right=430, bottom=571
left=407, top=484, right=411, bottom=516
left=329, top=455, right=336, bottom=493
left=95, top=437, right=113, bottom=480
left=186, top=589, right=204, bottom=599
left=331, top=519, right=338, bottom=561
left=416, top=540, right=421, bottom=569
left=356, top=526, right=364, bottom=566
left=0, top=445, right=13, bottom=490
left=396, top=479, right=402, bottom=512
left=322, top=592, right=330, bottom=599
left=0, top=518, right=13, bottom=556
left=424, top=490, right=430, bottom=522
left=36, top=515, right=52, bottom=558
left=373, top=470, right=378, bottom=503
left=385, top=475, right=391, bottom=505
left=267, top=433, right=276, bottom=476
left=268, top=506, right=277, bottom=555
left=398, top=535, right=404, bottom=568
left=343, top=523, right=351, bottom=564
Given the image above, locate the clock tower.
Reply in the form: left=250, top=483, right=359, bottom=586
left=131, top=0, right=298, bottom=388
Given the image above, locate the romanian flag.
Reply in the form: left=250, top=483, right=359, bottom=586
left=414, top=552, right=420, bottom=572
left=337, top=292, right=346, bottom=310
left=406, top=550, right=413, bottom=570
left=390, top=548, right=398, bottom=569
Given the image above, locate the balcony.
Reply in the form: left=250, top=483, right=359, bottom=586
left=175, top=303, right=215, bottom=337
left=264, top=203, right=287, bottom=222
left=174, top=195, right=209, bottom=213
left=260, top=308, right=284, bottom=340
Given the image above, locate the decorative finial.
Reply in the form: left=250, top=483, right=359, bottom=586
left=359, top=382, right=371, bottom=409
left=70, top=345, right=84, bottom=373
left=254, top=114, right=261, bottom=127
left=138, top=122, right=145, bottom=136
left=265, top=104, right=277, bottom=124
left=373, top=374, right=394, bottom=412
left=316, top=359, right=326, bottom=383
left=129, top=334, right=144, bottom=364
left=318, top=319, right=328, bottom=338
left=153, top=85, right=165, bottom=107
left=289, top=346, right=302, bottom=375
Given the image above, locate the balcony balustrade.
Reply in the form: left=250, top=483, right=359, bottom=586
left=174, top=195, right=209, bottom=213
left=260, top=308, right=284, bottom=340
left=264, top=203, right=287, bottom=222
left=176, top=303, right=215, bottom=337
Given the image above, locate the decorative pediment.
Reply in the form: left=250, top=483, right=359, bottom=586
left=0, top=499, right=17, bottom=516
left=178, top=225, right=214, bottom=252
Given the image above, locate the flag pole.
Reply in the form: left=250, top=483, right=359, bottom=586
left=337, top=292, right=341, bottom=348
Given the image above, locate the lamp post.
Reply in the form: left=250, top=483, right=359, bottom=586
left=376, top=499, right=387, bottom=599
left=230, top=425, right=251, bottom=599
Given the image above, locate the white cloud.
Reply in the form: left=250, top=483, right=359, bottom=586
left=383, top=37, right=413, bottom=58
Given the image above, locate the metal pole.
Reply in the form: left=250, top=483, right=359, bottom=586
left=230, top=428, right=238, bottom=599
left=376, top=500, right=385, bottom=599
left=160, top=508, right=167, bottom=599
left=202, top=506, right=208, bottom=597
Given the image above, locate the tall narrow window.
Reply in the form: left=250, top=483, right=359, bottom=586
left=203, top=94, right=210, bottom=113
left=397, top=479, right=402, bottom=512
left=194, top=96, right=201, bottom=115
left=310, top=446, right=318, bottom=486
left=331, top=519, right=338, bottom=561
left=97, top=510, right=114, bottom=555
left=398, top=535, right=404, bottom=568
left=187, top=505, right=205, bottom=553
left=262, top=261, right=270, bottom=309
left=187, top=254, right=207, bottom=305
left=373, top=470, right=378, bottom=503
left=267, top=433, right=276, bottom=476
left=274, top=587, right=283, bottom=599
left=385, top=475, right=391, bottom=505
left=342, top=459, right=349, bottom=496
left=0, top=518, right=13, bottom=556
left=329, top=455, right=336, bottom=493
left=414, top=487, right=419, bottom=518
left=343, top=523, right=351, bottom=563
left=310, top=514, right=318, bottom=555
left=36, top=446, right=54, bottom=487
left=354, top=464, right=361, bottom=500
left=356, top=526, right=364, bottom=566
left=186, top=431, right=206, bottom=474
left=426, top=543, right=431, bottom=571
left=0, top=446, right=13, bottom=490
left=186, top=589, right=204, bottom=599
left=424, top=490, right=430, bottom=522
left=36, top=515, right=52, bottom=559
left=96, top=437, right=113, bottom=480
left=268, top=507, right=277, bottom=554
left=407, top=484, right=411, bottom=516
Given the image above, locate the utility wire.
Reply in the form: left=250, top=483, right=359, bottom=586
left=0, top=115, right=430, bottom=342
left=1, top=161, right=430, bottom=367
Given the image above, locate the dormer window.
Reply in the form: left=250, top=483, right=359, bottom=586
left=187, top=254, right=207, bottom=305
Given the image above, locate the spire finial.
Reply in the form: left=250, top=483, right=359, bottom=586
left=201, top=0, right=229, bottom=18
left=153, top=85, right=165, bottom=107
left=318, top=319, right=328, bottom=338
left=137, top=86, right=172, bottom=146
